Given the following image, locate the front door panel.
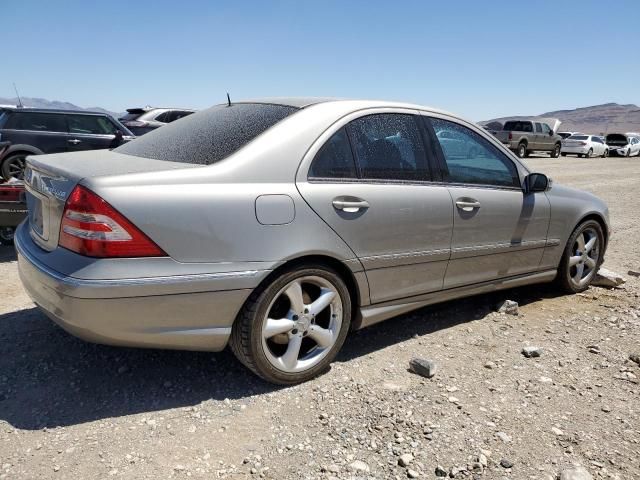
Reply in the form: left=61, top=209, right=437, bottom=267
left=444, top=187, right=550, bottom=288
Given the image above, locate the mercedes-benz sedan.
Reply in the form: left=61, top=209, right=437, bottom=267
left=17, top=98, right=610, bottom=384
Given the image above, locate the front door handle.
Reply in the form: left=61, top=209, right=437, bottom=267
left=67, top=139, right=81, bottom=145
left=332, top=198, right=370, bottom=213
left=455, top=199, right=481, bottom=211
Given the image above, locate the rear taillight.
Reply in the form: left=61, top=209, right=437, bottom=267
left=59, top=185, right=166, bottom=258
left=0, top=185, right=24, bottom=202
left=508, top=132, right=513, bottom=140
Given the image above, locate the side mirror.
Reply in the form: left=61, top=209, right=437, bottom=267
left=549, top=130, right=554, bottom=136
left=115, top=130, right=124, bottom=141
left=525, top=173, right=550, bottom=193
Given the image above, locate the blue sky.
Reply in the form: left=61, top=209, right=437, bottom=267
left=3, top=0, right=638, bottom=121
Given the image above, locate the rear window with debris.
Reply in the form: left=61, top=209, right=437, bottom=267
left=115, top=103, right=299, bottom=164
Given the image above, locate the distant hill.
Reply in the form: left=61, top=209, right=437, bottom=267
left=482, top=103, right=640, bottom=135
left=0, top=96, right=120, bottom=118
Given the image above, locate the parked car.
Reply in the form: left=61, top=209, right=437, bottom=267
left=561, top=134, right=609, bottom=158
left=0, top=108, right=134, bottom=180
left=0, top=177, right=26, bottom=244
left=605, top=133, right=640, bottom=157
left=119, top=107, right=195, bottom=136
left=17, top=98, right=610, bottom=384
left=493, top=118, right=563, bottom=158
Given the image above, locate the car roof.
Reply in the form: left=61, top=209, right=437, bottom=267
left=0, top=106, right=111, bottom=116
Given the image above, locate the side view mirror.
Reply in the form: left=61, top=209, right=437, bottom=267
left=525, top=173, right=550, bottom=193
left=549, top=130, right=554, bottom=136
left=115, top=130, right=124, bottom=141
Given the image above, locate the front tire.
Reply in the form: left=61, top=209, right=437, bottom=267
left=556, top=220, right=604, bottom=294
left=602, top=149, right=609, bottom=158
left=230, top=264, right=352, bottom=384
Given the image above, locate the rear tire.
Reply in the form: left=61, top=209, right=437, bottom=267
left=550, top=143, right=561, bottom=158
left=516, top=143, right=528, bottom=158
left=230, top=264, right=352, bottom=385
left=1, top=153, right=28, bottom=181
left=586, top=148, right=593, bottom=158
left=556, top=220, right=604, bottom=294
left=0, top=227, right=15, bottom=245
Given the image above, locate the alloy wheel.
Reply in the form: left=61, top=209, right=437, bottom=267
left=568, top=228, right=599, bottom=289
left=261, top=276, right=343, bottom=373
left=5, top=155, right=26, bottom=180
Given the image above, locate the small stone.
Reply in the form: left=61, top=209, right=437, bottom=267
left=398, top=454, right=414, bottom=467
left=592, top=267, right=625, bottom=288
left=627, top=270, right=640, bottom=278
left=522, top=346, right=543, bottom=358
left=552, top=427, right=564, bottom=436
left=435, top=465, right=448, bottom=477
left=601, top=405, right=611, bottom=413
left=478, top=453, right=488, bottom=467
left=496, top=299, right=519, bottom=315
left=326, top=464, right=340, bottom=473
left=629, top=353, right=640, bottom=366
left=348, top=460, right=369, bottom=473
left=500, top=458, right=514, bottom=468
left=53, top=466, right=60, bottom=472
left=496, top=431, right=512, bottom=443
left=407, top=469, right=419, bottom=478
left=409, top=358, right=437, bottom=378
left=484, top=361, right=496, bottom=369
left=559, top=466, right=593, bottom=480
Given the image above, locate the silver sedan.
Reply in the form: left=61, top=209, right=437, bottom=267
left=17, top=98, right=610, bottom=384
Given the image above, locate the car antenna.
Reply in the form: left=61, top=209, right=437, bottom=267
left=226, top=92, right=231, bottom=107
left=13, top=82, right=24, bottom=108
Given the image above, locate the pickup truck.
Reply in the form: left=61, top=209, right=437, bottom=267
left=493, top=118, right=563, bottom=158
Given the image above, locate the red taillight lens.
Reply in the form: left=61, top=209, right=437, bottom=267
left=59, top=185, right=166, bottom=258
left=0, top=185, right=24, bottom=202
left=508, top=132, right=512, bottom=140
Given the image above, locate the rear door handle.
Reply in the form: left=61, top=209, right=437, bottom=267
left=332, top=198, right=370, bottom=213
left=455, top=199, right=481, bottom=211
left=67, top=139, right=81, bottom=145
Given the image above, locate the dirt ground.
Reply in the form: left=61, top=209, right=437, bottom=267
left=0, top=156, right=638, bottom=480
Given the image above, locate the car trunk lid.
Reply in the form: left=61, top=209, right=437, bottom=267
left=24, top=149, right=200, bottom=252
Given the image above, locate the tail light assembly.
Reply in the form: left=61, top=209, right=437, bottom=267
left=59, top=185, right=166, bottom=258
left=0, top=184, right=24, bottom=203
left=508, top=132, right=513, bottom=140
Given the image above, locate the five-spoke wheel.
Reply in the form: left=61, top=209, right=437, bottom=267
left=230, top=265, right=351, bottom=384
left=558, top=220, right=604, bottom=293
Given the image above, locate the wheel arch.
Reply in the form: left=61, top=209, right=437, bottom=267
left=3, top=144, right=44, bottom=158
left=576, top=212, right=609, bottom=251
left=237, top=254, right=367, bottom=328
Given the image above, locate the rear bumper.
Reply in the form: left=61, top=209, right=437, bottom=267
left=15, top=223, right=263, bottom=351
left=0, top=202, right=27, bottom=227
left=561, top=146, right=589, bottom=154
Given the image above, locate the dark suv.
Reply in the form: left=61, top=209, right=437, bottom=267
left=0, top=108, right=134, bottom=179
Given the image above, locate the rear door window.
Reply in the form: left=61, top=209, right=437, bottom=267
left=308, top=128, right=357, bottom=179
left=347, top=113, right=430, bottom=181
left=116, top=103, right=298, bottom=165
left=535, top=123, right=542, bottom=133
left=430, top=117, right=520, bottom=188
left=4, top=112, right=67, bottom=132
left=67, top=115, right=118, bottom=135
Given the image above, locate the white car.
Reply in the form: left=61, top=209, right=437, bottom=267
left=605, top=133, right=640, bottom=157
left=561, top=134, right=609, bottom=158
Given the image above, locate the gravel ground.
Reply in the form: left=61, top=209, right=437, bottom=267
left=1, top=156, right=639, bottom=479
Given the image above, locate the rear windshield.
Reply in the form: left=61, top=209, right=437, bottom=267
left=116, top=103, right=298, bottom=164
left=119, top=112, right=144, bottom=121
left=503, top=121, right=533, bottom=132
left=568, top=135, right=588, bottom=140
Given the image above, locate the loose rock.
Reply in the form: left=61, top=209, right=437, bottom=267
left=409, top=357, right=437, bottom=378
left=629, top=353, right=640, bottom=366
left=348, top=460, right=370, bottom=473
left=398, top=453, right=414, bottom=467
left=496, top=299, right=519, bottom=315
left=559, top=466, right=593, bottom=480
left=500, top=458, right=514, bottom=468
left=522, top=346, right=543, bottom=358
left=592, top=267, right=625, bottom=288
left=435, top=465, right=448, bottom=477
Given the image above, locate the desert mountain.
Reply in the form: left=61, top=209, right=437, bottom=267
left=482, top=103, right=640, bottom=134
